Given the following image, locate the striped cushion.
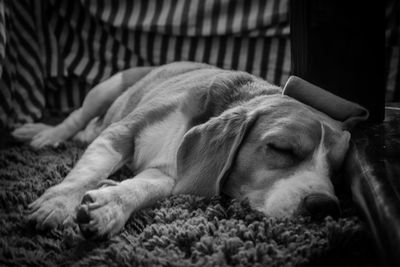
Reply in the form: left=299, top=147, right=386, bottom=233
left=0, top=0, right=45, bottom=128
left=1, top=0, right=291, bottom=128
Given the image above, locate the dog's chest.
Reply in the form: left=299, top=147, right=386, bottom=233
left=132, top=110, right=188, bottom=177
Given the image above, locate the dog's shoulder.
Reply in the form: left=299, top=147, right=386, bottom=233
left=119, top=62, right=282, bottom=176
left=179, top=69, right=282, bottom=128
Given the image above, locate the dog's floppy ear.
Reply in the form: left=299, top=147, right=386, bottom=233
left=282, top=76, right=369, bottom=129
left=173, top=107, right=256, bottom=197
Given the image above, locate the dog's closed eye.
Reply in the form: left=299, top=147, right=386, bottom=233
left=264, top=141, right=299, bottom=169
left=266, top=142, right=295, bottom=156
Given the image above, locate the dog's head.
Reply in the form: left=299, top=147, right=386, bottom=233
left=174, top=76, right=368, bottom=219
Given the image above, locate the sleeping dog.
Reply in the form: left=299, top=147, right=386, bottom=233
left=12, top=62, right=368, bottom=238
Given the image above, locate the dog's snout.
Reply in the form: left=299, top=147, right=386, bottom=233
left=302, top=193, right=341, bottom=220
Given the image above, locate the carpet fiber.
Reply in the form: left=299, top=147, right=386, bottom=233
left=0, top=141, right=378, bottom=266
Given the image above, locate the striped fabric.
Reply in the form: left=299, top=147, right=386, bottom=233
left=0, top=0, right=45, bottom=128
left=1, top=0, right=399, bottom=129
left=1, top=0, right=291, bottom=129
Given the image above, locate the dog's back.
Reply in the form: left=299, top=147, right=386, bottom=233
left=101, top=62, right=213, bottom=125
left=96, top=62, right=280, bottom=175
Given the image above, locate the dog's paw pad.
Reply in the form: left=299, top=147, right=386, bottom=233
left=76, top=189, right=126, bottom=239
left=76, top=193, right=97, bottom=224
left=76, top=204, right=99, bottom=239
left=76, top=205, right=91, bottom=224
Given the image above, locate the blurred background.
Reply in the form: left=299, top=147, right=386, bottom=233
left=0, top=0, right=396, bottom=130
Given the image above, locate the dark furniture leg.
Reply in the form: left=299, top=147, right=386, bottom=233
left=290, top=0, right=385, bottom=122
left=290, top=1, right=398, bottom=266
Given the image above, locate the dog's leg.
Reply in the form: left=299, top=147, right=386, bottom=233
left=27, top=123, right=134, bottom=230
left=12, top=67, right=153, bottom=148
left=76, top=168, right=175, bottom=238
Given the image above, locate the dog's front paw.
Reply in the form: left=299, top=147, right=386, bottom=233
left=12, top=123, right=70, bottom=149
left=27, top=184, right=81, bottom=230
left=29, top=126, right=69, bottom=149
left=76, top=185, right=128, bottom=239
left=12, top=123, right=53, bottom=142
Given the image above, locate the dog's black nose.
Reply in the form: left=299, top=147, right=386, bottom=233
left=302, top=193, right=341, bottom=219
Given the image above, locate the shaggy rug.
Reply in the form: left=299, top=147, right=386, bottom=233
left=0, top=140, right=379, bottom=266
